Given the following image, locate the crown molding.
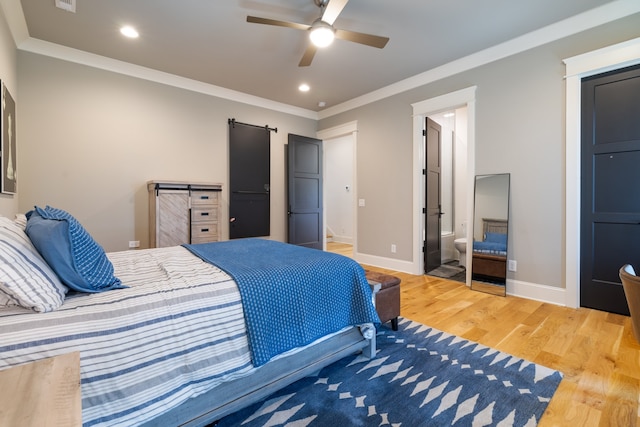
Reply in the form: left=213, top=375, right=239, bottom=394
left=4, top=0, right=639, bottom=122
left=318, top=0, right=640, bottom=119
left=1, top=0, right=318, bottom=118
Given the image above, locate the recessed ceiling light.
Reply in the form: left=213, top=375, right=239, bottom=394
left=120, top=26, right=139, bottom=39
left=298, top=83, right=310, bottom=92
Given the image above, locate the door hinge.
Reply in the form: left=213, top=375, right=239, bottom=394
left=422, top=129, right=426, bottom=137
left=422, top=208, right=426, bottom=214
left=422, top=168, right=426, bottom=175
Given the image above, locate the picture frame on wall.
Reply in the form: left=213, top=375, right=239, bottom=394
left=1, top=81, right=16, bottom=194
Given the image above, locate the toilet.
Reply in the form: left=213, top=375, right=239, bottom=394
left=454, top=238, right=467, bottom=268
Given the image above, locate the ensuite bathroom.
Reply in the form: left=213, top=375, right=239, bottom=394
left=429, top=107, right=469, bottom=283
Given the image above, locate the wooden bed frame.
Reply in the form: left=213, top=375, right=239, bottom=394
left=144, top=325, right=375, bottom=426
left=472, top=218, right=508, bottom=282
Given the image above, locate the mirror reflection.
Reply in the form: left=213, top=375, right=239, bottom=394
left=471, top=173, right=510, bottom=296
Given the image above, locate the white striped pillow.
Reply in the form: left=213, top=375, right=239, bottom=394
left=0, top=217, right=68, bottom=312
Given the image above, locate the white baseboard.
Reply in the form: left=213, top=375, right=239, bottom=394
left=354, top=252, right=416, bottom=273
left=353, top=252, right=567, bottom=306
left=332, top=235, right=353, bottom=245
left=506, top=279, right=566, bottom=306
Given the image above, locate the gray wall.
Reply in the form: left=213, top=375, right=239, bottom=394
left=16, top=52, right=316, bottom=252
left=319, top=13, right=640, bottom=289
left=4, top=3, right=640, bottom=291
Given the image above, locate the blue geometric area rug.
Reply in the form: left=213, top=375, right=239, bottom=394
left=217, top=318, right=563, bottom=426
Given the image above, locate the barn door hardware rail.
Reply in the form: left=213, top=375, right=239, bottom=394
left=228, top=118, right=277, bottom=133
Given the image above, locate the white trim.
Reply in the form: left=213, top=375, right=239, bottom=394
left=411, top=87, right=477, bottom=276
left=356, top=253, right=415, bottom=275
left=317, top=121, right=358, bottom=254
left=563, top=37, right=640, bottom=309
left=507, top=279, right=566, bottom=307
left=0, top=0, right=29, bottom=46
left=316, top=121, right=358, bottom=140
left=331, top=235, right=353, bottom=245
left=4, top=0, right=639, bottom=121
left=319, top=0, right=640, bottom=119
left=17, top=38, right=319, bottom=120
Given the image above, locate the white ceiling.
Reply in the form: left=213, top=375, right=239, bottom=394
left=10, top=0, right=637, bottom=114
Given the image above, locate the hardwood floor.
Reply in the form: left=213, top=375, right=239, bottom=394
left=327, top=242, right=640, bottom=426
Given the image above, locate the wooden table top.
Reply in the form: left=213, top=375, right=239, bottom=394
left=0, top=352, right=81, bottom=426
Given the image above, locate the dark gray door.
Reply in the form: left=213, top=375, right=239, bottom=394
left=287, top=134, right=323, bottom=249
left=425, top=117, right=442, bottom=273
left=229, top=123, right=270, bottom=239
left=581, top=64, right=640, bottom=315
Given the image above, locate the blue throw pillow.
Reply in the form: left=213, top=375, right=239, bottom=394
left=484, top=232, right=507, bottom=245
left=25, top=206, right=124, bottom=293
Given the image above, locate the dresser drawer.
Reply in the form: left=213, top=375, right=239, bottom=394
left=191, top=221, right=218, bottom=242
left=191, top=206, right=218, bottom=223
left=190, top=191, right=219, bottom=206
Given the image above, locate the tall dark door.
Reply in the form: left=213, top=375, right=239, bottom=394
left=425, top=117, right=442, bottom=273
left=287, top=134, right=323, bottom=249
left=229, top=122, right=270, bottom=239
left=580, top=64, right=640, bottom=315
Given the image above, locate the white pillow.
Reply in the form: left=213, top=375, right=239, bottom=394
left=0, top=217, right=68, bottom=312
left=14, top=213, right=27, bottom=230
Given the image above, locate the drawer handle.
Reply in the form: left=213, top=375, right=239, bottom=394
left=199, top=196, right=210, bottom=200
left=200, top=212, right=209, bottom=216
left=201, top=228, right=209, bottom=232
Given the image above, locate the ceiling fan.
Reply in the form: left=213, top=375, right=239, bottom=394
left=247, top=0, right=389, bottom=67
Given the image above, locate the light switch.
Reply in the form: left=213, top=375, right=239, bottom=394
left=358, top=199, right=365, bottom=207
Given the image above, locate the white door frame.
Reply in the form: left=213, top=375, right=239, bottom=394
left=317, top=121, right=358, bottom=252
left=411, top=86, right=477, bottom=276
left=563, top=37, right=640, bottom=308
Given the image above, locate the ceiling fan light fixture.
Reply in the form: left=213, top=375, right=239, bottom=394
left=309, top=22, right=335, bottom=48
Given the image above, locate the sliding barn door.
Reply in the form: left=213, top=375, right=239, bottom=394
left=229, top=122, right=270, bottom=239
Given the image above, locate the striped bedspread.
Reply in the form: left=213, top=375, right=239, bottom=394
left=0, top=246, right=254, bottom=426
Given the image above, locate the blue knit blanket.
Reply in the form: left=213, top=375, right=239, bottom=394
left=183, top=239, right=379, bottom=366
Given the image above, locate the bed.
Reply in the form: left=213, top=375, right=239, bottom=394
left=472, top=218, right=508, bottom=282
left=0, top=209, right=378, bottom=427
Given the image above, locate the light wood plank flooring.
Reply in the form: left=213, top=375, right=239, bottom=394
left=327, top=242, right=640, bottom=426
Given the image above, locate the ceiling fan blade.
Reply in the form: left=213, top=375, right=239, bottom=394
left=298, top=44, right=318, bottom=67
left=335, top=29, right=389, bottom=49
left=321, top=0, right=348, bottom=25
left=247, top=16, right=311, bottom=31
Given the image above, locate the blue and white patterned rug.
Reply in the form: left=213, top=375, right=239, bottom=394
left=217, top=318, right=563, bottom=426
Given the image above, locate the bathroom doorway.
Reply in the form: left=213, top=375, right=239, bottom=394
left=425, top=107, right=469, bottom=283
left=411, top=86, right=476, bottom=280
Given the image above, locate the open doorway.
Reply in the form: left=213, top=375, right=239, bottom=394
left=325, top=134, right=354, bottom=248
left=424, top=108, right=469, bottom=283
left=411, top=87, right=477, bottom=280
left=317, top=121, right=358, bottom=256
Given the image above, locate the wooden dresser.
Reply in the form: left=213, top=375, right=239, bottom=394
left=148, top=180, right=222, bottom=247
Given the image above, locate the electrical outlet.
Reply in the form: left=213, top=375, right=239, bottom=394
left=391, top=244, right=397, bottom=253
left=508, top=259, right=517, bottom=272
left=358, top=199, right=365, bottom=207
left=129, top=240, right=140, bottom=249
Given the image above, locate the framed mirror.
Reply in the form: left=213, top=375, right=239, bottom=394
left=470, top=173, right=510, bottom=296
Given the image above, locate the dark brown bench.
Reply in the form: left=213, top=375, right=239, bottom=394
left=365, top=270, right=401, bottom=330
